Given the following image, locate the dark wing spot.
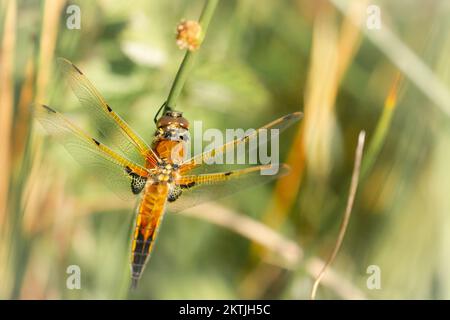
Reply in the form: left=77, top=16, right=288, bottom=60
left=241, top=135, right=250, bottom=142
left=42, top=104, right=56, bottom=113
left=124, top=166, right=132, bottom=174
left=180, top=181, right=196, bottom=189
left=106, top=104, right=112, bottom=112
left=72, top=63, right=83, bottom=75
left=224, top=172, right=233, bottom=176
left=92, top=138, right=100, bottom=146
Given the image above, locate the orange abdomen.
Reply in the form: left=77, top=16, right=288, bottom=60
left=153, top=140, right=185, bottom=163
left=130, top=182, right=168, bottom=287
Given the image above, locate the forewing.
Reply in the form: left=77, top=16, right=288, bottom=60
left=179, top=112, right=302, bottom=175
left=34, top=104, right=151, bottom=201
left=57, top=58, right=159, bottom=167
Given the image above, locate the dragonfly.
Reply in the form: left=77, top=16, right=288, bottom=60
left=34, top=58, right=302, bottom=289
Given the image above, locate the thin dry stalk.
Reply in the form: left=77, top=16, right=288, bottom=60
left=310, top=131, right=365, bottom=300
left=305, top=257, right=366, bottom=300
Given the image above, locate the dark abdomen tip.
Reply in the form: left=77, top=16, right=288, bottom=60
left=131, top=277, right=139, bottom=290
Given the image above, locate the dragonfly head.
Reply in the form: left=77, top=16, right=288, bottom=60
left=155, top=111, right=190, bottom=142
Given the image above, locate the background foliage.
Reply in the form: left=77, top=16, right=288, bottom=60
left=1, top=0, right=450, bottom=299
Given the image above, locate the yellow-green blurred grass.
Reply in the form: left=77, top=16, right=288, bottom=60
left=0, top=0, right=17, bottom=298
left=2, top=0, right=450, bottom=299
left=265, top=0, right=364, bottom=230
left=0, top=0, right=16, bottom=230
left=0, top=0, right=66, bottom=298
left=359, top=8, right=450, bottom=298
left=36, top=0, right=66, bottom=103
left=241, top=1, right=367, bottom=297
left=251, top=0, right=365, bottom=257
left=360, top=72, right=403, bottom=179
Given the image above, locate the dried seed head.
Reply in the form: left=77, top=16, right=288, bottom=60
left=176, top=20, right=202, bottom=51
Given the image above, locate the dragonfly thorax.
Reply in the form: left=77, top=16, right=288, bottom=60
left=152, top=131, right=189, bottom=164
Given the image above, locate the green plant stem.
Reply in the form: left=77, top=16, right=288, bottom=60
left=360, top=104, right=395, bottom=180
left=165, top=0, right=219, bottom=112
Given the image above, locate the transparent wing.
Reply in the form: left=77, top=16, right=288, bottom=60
left=179, top=112, right=302, bottom=175
left=34, top=104, right=152, bottom=201
left=167, top=164, right=289, bottom=213
left=57, top=57, right=160, bottom=168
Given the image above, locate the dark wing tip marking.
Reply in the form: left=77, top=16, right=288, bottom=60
left=42, top=104, right=57, bottom=113
left=283, top=112, right=303, bottom=121
left=224, top=172, right=232, bottom=176
left=106, top=104, right=112, bottom=112
left=92, top=138, right=101, bottom=146
left=71, top=63, right=83, bottom=75
left=125, top=166, right=132, bottom=174
left=282, top=114, right=295, bottom=121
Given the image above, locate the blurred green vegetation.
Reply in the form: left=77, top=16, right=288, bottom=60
left=1, top=0, right=450, bottom=299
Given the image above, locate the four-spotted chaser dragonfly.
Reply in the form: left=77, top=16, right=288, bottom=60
left=34, top=58, right=302, bottom=289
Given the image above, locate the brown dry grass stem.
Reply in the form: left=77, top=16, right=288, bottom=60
left=0, top=0, right=17, bottom=297
left=310, top=131, right=365, bottom=300
left=0, top=0, right=65, bottom=298
left=20, top=0, right=65, bottom=232
left=35, top=0, right=65, bottom=104
left=12, top=44, right=36, bottom=168
left=0, top=0, right=16, bottom=230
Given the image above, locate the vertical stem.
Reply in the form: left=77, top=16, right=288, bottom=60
left=165, top=0, right=219, bottom=111
left=360, top=72, right=402, bottom=179
left=310, top=131, right=365, bottom=300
